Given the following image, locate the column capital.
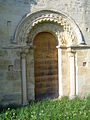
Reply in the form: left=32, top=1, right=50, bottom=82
left=21, top=52, right=26, bottom=59
left=20, top=48, right=29, bottom=58
left=67, top=48, right=76, bottom=57
left=21, top=48, right=29, bottom=53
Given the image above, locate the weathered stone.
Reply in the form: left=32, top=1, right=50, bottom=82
left=0, top=0, right=90, bottom=105
left=14, top=59, right=20, bottom=70
left=0, top=50, right=8, bottom=56
left=0, top=60, right=11, bottom=69
left=7, top=71, right=21, bottom=81
left=78, top=67, right=88, bottom=75
left=0, top=93, right=21, bottom=105
left=0, top=72, right=5, bottom=80
left=12, top=81, right=21, bottom=92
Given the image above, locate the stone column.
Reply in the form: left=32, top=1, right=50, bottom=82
left=68, top=49, right=76, bottom=99
left=76, top=54, right=79, bottom=96
left=21, top=52, right=28, bottom=105
left=57, top=46, right=63, bottom=98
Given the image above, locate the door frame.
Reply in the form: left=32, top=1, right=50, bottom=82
left=33, top=31, right=59, bottom=99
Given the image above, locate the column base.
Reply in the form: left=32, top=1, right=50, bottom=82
left=58, top=95, right=63, bottom=99
left=69, top=95, right=76, bottom=99
left=22, top=101, right=29, bottom=106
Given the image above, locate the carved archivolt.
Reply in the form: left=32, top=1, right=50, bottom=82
left=27, top=22, right=63, bottom=45
left=14, top=10, right=85, bottom=46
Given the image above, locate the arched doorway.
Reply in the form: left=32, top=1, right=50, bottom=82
left=33, top=32, right=58, bottom=100
left=14, top=10, right=85, bottom=104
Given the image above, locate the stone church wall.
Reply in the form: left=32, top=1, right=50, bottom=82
left=0, top=0, right=90, bottom=105
left=76, top=49, right=90, bottom=97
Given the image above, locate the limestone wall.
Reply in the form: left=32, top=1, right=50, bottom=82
left=0, top=0, right=30, bottom=105
left=31, top=0, right=90, bottom=45
left=0, top=0, right=90, bottom=45
left=62, top=49, right=70, bottom=96
left=76, top=49, right=90, bottom=97
left=0, top=49, right=21, bottom=105
left=26, top=49, right=34, bottom=100
left=0, top=0, right=90, bottom=105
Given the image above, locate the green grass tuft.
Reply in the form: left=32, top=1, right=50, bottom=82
left=0, top=96, right=90, bottom=120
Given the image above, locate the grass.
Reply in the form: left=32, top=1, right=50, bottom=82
left=0, top=96, right=90, bottom=120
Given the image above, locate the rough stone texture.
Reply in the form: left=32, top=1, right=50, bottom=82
left=76, top=49, right=90, bottom=97
left=31, top=0, right=90, bottom=45
left=0, top=0, right=90, bottom=105
left=26, top=49, right=34, bottom=100
left=62, top=49, right=70, bottom=96
left=0, top=47, right=22, bottom=105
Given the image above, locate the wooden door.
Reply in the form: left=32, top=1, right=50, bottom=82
left=34, top=32, right=58, bottom=99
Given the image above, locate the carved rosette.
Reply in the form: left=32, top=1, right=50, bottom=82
left=14, top=10, right=85, bottom=46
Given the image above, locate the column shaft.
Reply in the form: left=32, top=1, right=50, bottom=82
left=58, top=48, right=63, bottom=97
left=21, top=53, right=28, bottom=105
left=69, top=52, right=76, bottom=98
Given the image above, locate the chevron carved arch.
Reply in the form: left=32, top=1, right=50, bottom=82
left=14, top=10, right=85, bottom=46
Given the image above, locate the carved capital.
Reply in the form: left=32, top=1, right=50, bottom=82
left=67, top=48, right=76, bottom=57
left=57, top=32, right=67, bottom=47
left=21, top=52, right=26, bottom=59
left=21, top=47, right=29, bottom=53
left=20, top=48, right=29, bottom=58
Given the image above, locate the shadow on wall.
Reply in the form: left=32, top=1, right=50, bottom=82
left=30, top=0, right=37, bottom=5
left=12, top=0, right=38, bottom=40
left=29, top=0, right=38, bottom=12
left=14, top=0, right=38, bottom=21
left=80, top=30, right=86, bottom=45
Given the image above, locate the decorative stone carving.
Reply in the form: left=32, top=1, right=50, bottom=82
left=26, top=22, right=63, bottom=46
left=14, top=10, right=85, bottom=46
left=59, top=32, right=67, bottom=46
left=67, top=48, right=76, bottom=63
left=20, top=48, right=29, bottom=56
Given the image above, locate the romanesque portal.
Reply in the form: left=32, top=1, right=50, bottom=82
left=15, top=10, right=86, bottom=105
